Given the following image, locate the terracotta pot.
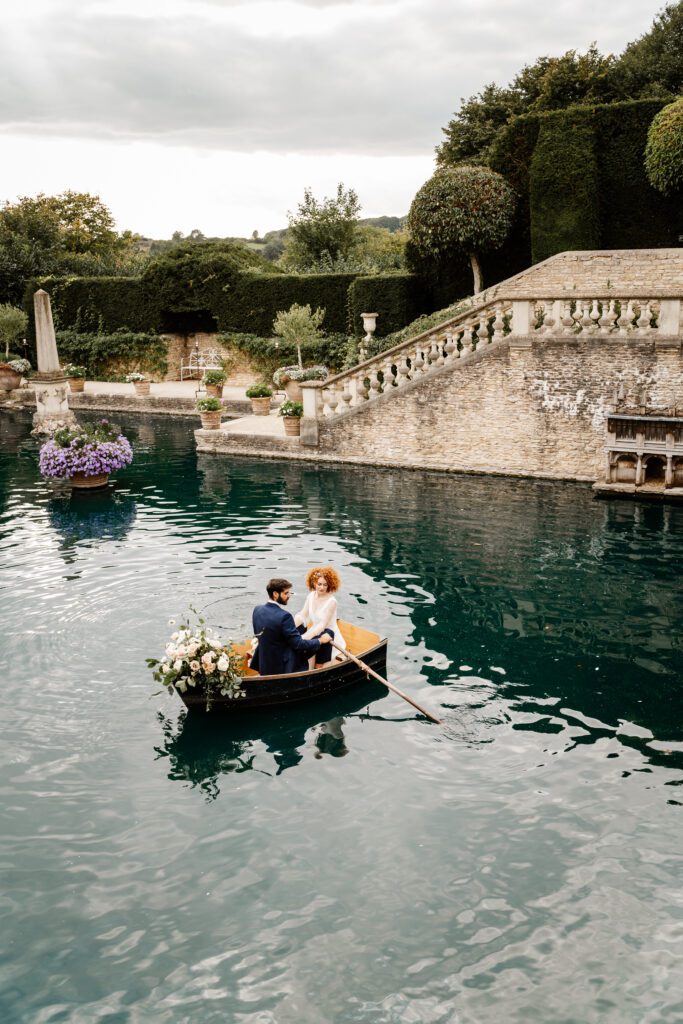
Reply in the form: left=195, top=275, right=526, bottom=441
left=70, top=472, right=109, bottom=489
left=205, top=383, right=224, bottom=399
left=282, top=416, right=302, bottom=437
left=285, top=380, right=303, bottom=402
left=67, top=377, right=85, bottom=393
left=250, top=397, right=271, bottom=416
left=0, top=366, right=22, bottom=391
left=133, top=381, right=150, bottom=396
left=200, top=410, right=222, bottom=430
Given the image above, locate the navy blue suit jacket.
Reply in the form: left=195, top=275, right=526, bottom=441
left=252, top=601, right=321, bottom=676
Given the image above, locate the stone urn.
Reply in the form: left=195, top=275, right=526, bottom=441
left=282, top=416, right=301, bottom=437
left=133, top=381, right=151, bottom=397
left=70, top=472, right=109, bottom=490
left=199, top=410, right=222, bottom=430
left=206, top=383, right=223, bottom=399
left=67, top=377, right=85, bottom=393
left=250, top=397, right=271, bottom=416
left=0, top=365, right=22, bottom=391
left=285, top=380, right=303, bottom=402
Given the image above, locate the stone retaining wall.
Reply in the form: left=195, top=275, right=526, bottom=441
left=315, top=336, right=683, bottom=481
left=497, top=249, right=683, bottom=298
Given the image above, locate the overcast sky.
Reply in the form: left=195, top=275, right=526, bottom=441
left=0, top=0, right=665, bottom=238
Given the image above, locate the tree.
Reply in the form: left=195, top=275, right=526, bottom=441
left=0, top=304, right=28, bottom=360
left=407, top=166, right=516, bottom=294
left=437, top=45, right=628, bottom=167
left=645, top=97, right=683, bottom=194
left=0, top=192, right=143, bottom=304
left=619, top=2, right=683, bottom=98
left=281, top=184, right=361, bottom=270
left=273, top=303, right=325, bottom=369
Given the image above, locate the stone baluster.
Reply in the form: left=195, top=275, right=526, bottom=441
left=444, top=331, right=457, bottom=362
left=369, top=366, right=383, bottom=399
left=616, top=299, right=631, bottom=335
left=599, top=298, right=617, bottom=332
left=561, top=299, right=576, bottom=335
left=382, top=358, right=396, bottom=391
left=492, top=304, right=505, bottom=341
left=427, top=338, right=441, bottom=367
left=435, top=336, right=446, bottom=366
left=589, top=299, right=601, bottom=331
left=394, top=354, right=411, bottom=386
left=340, top=380, right=353, bottom=410
left=578, top=299, right=593, bottom=332
left=460, top=324, right=474, bottom=356
left=412, top=347, right=426, bottom=376
left=639, top=299, right=654, bottom=332
left=475, top=316, right=490, bottom=348
left=323, top=383, right=341, bottom=417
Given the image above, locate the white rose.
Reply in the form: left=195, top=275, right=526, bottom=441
left=189, top=660, right=201, bottom=673
left=171, top=632, right=179, bottom=641
left=187, top=643, right=199, bottom=657
left=176, top=646, right=186, bottom=657
left=173, top=658, right=183, bottom=671
left=217, top=655, right=229, bottom=672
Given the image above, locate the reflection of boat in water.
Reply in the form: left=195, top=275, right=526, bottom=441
left=156, top=678, right=387, bottom=794
left=174, top=620, right=388, bottom=714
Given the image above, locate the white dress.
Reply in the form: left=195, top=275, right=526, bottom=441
left=299, top=593, right=346, bottom=653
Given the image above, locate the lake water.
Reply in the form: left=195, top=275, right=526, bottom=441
left=1, top=410, right=682, bottom=1024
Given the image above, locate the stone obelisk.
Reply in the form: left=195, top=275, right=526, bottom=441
left=32, top=289, right=76, bottom=433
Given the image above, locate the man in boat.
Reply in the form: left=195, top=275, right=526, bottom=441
left=251, top=577, right=332, bottom=676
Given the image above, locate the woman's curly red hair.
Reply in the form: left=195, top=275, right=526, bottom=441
left=305, top=565, right=341, bottom=592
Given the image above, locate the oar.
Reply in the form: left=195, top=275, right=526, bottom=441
left=331, top=641, right=442, bottom=725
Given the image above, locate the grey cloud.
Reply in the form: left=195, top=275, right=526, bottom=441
left=0, top=0, right=664, bottom=155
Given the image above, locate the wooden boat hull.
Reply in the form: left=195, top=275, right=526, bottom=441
left=176, top=637, right=388, bottom=713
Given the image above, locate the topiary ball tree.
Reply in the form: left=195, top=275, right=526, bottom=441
left=407, top=165, right=516, bottom=294
left=645, top=98, right=683, bottom=196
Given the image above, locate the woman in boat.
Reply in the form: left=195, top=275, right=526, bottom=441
left=295, top=566, right=347, bottom=670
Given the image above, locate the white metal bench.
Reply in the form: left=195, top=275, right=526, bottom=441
left=180, top=346, right=223, bottom=381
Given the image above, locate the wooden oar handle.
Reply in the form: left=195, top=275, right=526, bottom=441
left=332, top=641, right=442, bottom=725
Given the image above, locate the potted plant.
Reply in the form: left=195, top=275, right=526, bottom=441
left=204, top=369, right=226, bottom=399
left=38, top=419, right=133, bottom=489
left=279, top=399, right=304, bottom=436
left=245, top=383, right=273, bottom=416
left=196, top=396, right=223, bottom=430
left=273, top=364, right=328, bottom=402
left=0, top=357, right=31, bottom=391
left=126, top=371, right=150, bottom=396
left=63, top=364, right=87, bottom=393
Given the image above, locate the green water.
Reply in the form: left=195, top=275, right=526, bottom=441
left=1, top=411, right=682, bottom=1024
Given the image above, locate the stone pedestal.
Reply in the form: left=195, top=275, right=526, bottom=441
left=31, top=290, right=76, bottom=434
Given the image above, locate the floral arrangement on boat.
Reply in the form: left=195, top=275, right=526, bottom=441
left=39, top=419, right=133, bottom=488
left=147, top=611, right=245, bottom=710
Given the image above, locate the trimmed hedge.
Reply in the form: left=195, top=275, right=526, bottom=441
left=490, top=98, right=681, bottom=264
left=348, top=274, right=427, bottom=336
left=219, top=272, right=358, bottom=335
left=28, top=277, right=159, bottom=333
left=530, top=109, right=601, bottom=262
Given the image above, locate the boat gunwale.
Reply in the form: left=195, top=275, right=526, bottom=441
left=239, top=637, right=387, bottom=684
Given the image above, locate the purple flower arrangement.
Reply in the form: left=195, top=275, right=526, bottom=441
left=39, top=419, right=133, bottom=480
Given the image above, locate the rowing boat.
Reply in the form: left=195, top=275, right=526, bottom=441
left=174, top=619, right=388, bottom=713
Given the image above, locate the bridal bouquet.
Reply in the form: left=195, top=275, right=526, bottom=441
left=147, top=611, right=245, bottom=710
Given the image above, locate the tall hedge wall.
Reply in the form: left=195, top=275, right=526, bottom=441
left=348, top=274, right=427, bottom=336
left=490, top=98, right=681, bottom=265
left=220, top=272, right=358, bottom=335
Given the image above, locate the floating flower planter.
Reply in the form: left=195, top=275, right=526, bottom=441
left=39, top=419, right=133, bottom=489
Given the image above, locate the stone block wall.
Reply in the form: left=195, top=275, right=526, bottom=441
left=497, top=249, right=683, bottom=298
left=316, top=336, right=683, bottom=481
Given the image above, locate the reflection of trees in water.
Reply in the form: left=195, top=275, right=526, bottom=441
left=47, top=488, right=137, bottom=559
left=154, top=681, right=385, bottom=799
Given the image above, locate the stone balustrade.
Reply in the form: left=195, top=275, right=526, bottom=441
left=299, top=295, right=682, bottom=446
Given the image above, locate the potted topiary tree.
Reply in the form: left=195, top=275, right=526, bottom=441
left=204, top=369, right=226, bottom=399
left=278, top=399, right=304, bottom=436
left=246, top=383, right=273, bottom=415
left=126, top=372, right=150, bottom=397
left=64, top=364, right=87, bottom=393
left=272, top=303, right=326, bottom=399
left=196, top=396, right=223, bottom=429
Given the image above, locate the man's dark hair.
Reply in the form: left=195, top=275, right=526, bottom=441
left=267, top=577, right=292, bottom=598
